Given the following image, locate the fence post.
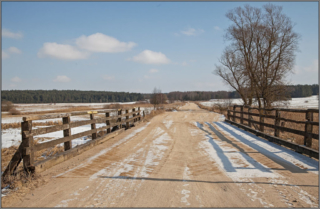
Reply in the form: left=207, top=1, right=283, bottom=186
left=274, top=110, right=280, bottom=137
left=132, top=107, right=136, bottom=123
left=240, top=106, right=244, bottom=124
left=304, top=110, right=313, bottom=147
left=138, top=107, right=141, bottom=121
left=22, top=120, right=34, bottom=172
left=118, top=109, right=122, bottom=128
left=259, top=109, right=264, bottom=132
left=126, top=109, right=129, bottom=129
left=90, top=114, right=97, bottom=140
left=227, top=109, right=230, bottom=120
left=106, top=112, right=111, bottom=133
left=248, top=107, right=252, bottom=128
left=233, top=106, right=236, bottom=122
left=63, top=116, right=72, bottom=150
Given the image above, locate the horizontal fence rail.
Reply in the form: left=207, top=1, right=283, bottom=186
left=2, top=107, right=142, bottom=177
left=227, top=105, right=319, bottom=157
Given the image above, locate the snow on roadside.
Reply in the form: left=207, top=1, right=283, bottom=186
left=181, top=166, right=192, bottom=206
left=194, top=124, right=279, bottom=207
left=198, top=134, right=280, bottom=179
left=1, top=128, right=21, bottom=148
left=195, top=121, right=318, bottom=207
left=215, top=122, right=318, bottom=174
left=163, top=119, right=173, bottom=129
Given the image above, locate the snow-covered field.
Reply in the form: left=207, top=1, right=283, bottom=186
left=200, top=95, right=319, bottom=109
left=11, top=102, right=137, bottom=113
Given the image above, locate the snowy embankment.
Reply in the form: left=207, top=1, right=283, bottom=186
left=200, top=95, right=319, bottom=109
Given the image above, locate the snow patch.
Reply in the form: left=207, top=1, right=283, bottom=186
left=215, top=122, right=318, bottom=174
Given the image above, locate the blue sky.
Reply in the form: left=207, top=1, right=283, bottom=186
left=2, top=2, right=318, bottom=93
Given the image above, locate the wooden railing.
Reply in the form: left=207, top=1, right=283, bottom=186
left=227, top=105, right=319, bottom=155
left=2, top=107, right=141, bottom=177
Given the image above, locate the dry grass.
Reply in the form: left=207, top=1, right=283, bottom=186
left=8, top=108, right=21, bottom=115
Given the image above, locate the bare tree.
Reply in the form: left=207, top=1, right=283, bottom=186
left=150, top=87, right=160, bottom=110
left=214, top=3, right=300, bottom=108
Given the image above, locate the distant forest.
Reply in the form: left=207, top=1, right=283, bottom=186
left=1, top=84, right=318, bottom=103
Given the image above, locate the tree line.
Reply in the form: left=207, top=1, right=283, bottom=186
left=2, top=84, right=317, bottom=104
left=1, top=90, right=145, bottom=103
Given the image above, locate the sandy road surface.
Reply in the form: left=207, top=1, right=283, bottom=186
left=3, top=103, right=318, bottom=207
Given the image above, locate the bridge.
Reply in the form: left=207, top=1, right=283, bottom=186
left=2, top=103, right=318, bottom=207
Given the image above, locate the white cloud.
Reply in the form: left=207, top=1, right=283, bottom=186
left=214, top=26, right=221, bottom=31
left=102, top=75, right=115, bottom=80
left=131, top=50, right=170, bottom=64
left=144, top=75, right=150, bottom=79
left=2, top=51, right=9, bottom=59
left=38, top=42, right=89, bottom=60
left=180, top=28, right=204, bottom=36
left=11, top=76, right=22, bottom=82
left=8, top=47, right=22, bottom=54
left=2, top=29, right=23, bottom=39
left=149, top=69, right=159, bottom=73
left=53, top=75, right=71, bottom=82
left=76, top=33, right=136, bottom=53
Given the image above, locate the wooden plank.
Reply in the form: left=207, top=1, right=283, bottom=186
left=23, top=116, right=119, bottom=137
left=90, top=114, right=97, bottom=140
left=106, top=112, right=111, bottom=134
left=22, top=121, right=34, bottom=172
left=305, top=111, right=313, bottom=147
left=233, top=106, right=236, bottom=122
left=260, top=109, right=264, bottom=132
left=231, top=109, right=318, bottom=125
left=126, top=109, right=130, bottom=129
left=63, top=116, right=71, bottom=151
left=132, top=108, right=136, bottom=123
left=278, top=108, right=318, bottom=113
left=34, top=124, right=115, bottom=151
left=2, top=141, right=25, bottom=178
left=230, top=110, right=276, bottom=119
left=248, top=107, right=251, bottom=128
left=22, top=108, right=139, bottom=121
left=240, top=106, right=243, bottom=124
left=23, top=113, right=71, bottom=121
left=34, top=129, right=125, bottom=173
left=274, top=110, right=280, bottom=137
left=24, top=124, right=70, bottom=138
left=118, top=109, right=122, bottom=129
left=235, top=116, right=314, bottom=138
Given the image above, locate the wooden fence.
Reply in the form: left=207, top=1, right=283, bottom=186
left=2, top=107, right=142, bottom=178
left=226, top=105, right=319, bottom=157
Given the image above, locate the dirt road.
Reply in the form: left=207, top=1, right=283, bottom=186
left=3, top=103, right=319, bottom=207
